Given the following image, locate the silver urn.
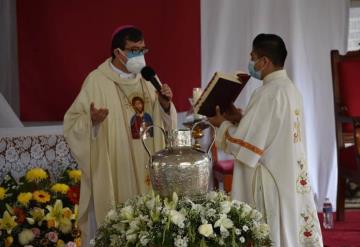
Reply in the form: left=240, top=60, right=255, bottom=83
left=141, top=121, right=215, bottom=199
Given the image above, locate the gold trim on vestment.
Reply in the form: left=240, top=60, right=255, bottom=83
left=225, top=130, right=264, bottom=155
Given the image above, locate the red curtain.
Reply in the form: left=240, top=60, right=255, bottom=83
left=17, top=0, right=200, bottom=121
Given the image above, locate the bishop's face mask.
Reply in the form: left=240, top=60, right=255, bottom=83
left=118, top=48, right=146, bottom=74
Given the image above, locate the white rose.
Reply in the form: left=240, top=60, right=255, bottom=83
left=18, top=229, right=35, bottom=245
left=198, top=224, right=213, bottom=237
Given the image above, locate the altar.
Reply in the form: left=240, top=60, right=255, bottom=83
left=0, top=125, right=77, bottom=183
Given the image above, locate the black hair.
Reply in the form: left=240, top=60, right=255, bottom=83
left=111, top=27, right=143, bottom=58
left=252, top=33, right=287, bottom=67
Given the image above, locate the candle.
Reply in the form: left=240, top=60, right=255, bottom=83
left=192, top=87, right=203, bottom=104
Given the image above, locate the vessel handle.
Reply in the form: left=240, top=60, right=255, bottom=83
left=191, top=120, right=216, bottom=154
left=141, top=125, right=167, bottom=159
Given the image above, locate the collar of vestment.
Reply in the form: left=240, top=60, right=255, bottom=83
left=97, top=57, right=142, bottom=85
left=263, top=69, right=288, bottom=84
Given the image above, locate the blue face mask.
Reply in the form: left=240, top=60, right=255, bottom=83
left=248, top=60, right=262, bottom=80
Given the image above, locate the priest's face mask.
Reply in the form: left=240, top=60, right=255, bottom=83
left=115, top=40, right=148, bottom=74
left=248, top=50, right=269, bottom=80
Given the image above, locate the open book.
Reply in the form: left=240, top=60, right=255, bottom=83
left=193, top=72, right=250, bottom=117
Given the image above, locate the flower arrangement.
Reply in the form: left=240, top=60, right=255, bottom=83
left=0, top=167, right=81, bottom=247
left=92, top=191, right=272, bottom=247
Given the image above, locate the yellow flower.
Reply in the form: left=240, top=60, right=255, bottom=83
left=33, top=190, right=51, bottom=203
left=30, top=207, right=45, bottom=223
left=62, top=207, right=72, bottom=219
left=47, top=219, right=56, bottom=228
left=17, top=192, right=32, bottom=206
left=0, top=186, right=7, bottom=200
left=59, top=218, right=72, bottom=234
left=25, top=168, right=48, bottom=182
left=68, top=170, right=81, bottom=183
left=0, top=211, right=17, bottom=234
left=51, top=183, right=70, bottom=194
left=46, top=200, right=65, bottom=228
left=5, top=236, right=14, bottom=247
left=56, top=239, right=65, bottom=247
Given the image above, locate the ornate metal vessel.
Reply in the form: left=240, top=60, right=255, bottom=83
left=142, top=121, right=215, bottom=199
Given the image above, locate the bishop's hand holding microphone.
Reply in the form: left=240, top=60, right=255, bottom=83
left=141, top=66, right=173, bottom=113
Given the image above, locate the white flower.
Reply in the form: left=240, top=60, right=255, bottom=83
left=198, top=224, right=213, bottom=237
left=126, top=233, right=138, bottom=243
left=145, top=198, right=155, bottom=210
left=235, top=228, right=241, bottom=235
left=206, top=208, right=216, bottom=217
left=243, top=225, right=249, bottom=232
left=231, top=200, right=243, bottom=209
left=170, top=210, right=186, bottom=228
left=174, top=235, right=188, bottom=247
left=253, top=223, right=270, bottom=239
left=106, top=209, right=118, bottom=222
left=110, top=234, right=122, bottom=246
left=220, top=201, right=232, bottom=214
left=241, top=203, right=253, bottom=217
left=250, top=209, right=263, bottom=221
left=127, top=219, right=140, bottom=234
left=239, top=236, right=245, bottom=243
left=201, top=218, right=208, bottom=224
left=89, top=239, right=96, bottom=246
left=120, top=206, right=134, bottom=220
left=214, top=214, right=234, bottom=234
left=206, top=191, right=218, bottom=201
left=139, top=233, right=150, bottom=246
left=18, top=229, right=35, bottom=245
left=172, top=192, right=179, bottom=205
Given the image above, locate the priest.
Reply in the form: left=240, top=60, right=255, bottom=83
left=209, top=34, right=323, bottom=246
left=63, top=26, right=177, bottom=245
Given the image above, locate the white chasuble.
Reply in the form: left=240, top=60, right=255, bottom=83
left=63, top=58, right=177, bottom=245
left=216, top=70, right=323, bottom=247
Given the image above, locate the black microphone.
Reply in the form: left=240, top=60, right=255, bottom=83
left=141, top=66, right=170, bottom=101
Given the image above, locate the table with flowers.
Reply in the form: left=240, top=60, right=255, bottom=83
left=0, top=126, right=81, bottom=246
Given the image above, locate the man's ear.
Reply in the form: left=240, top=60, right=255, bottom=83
left=114, top=48, right=127, bottom=61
